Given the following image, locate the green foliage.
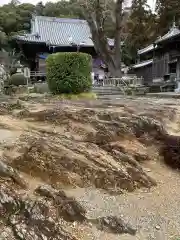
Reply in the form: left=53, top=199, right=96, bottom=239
left=9, top=73, right=27, bottom=86
left=0, top=31, right=8, bottom=49
left=0, top=3, right=35, bottom=34
left=0, top=1, right=83, bottom=50
left=156, top=0, right=180, bottom=35
left=46, top=52, right=92, bottom=94
left=43, top=1, right=83, bottom=19
left=122, top=43, right=137, bottom=66
left=125, top=0, right=157, bottom=64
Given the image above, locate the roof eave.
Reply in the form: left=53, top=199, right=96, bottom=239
left=137, top=44, right=157, bottom=55
left=156, top=33, right=180, bottom=44
left=138, top=49, right=153, bottom=55
left=132, top=59, right=153, bottom=69
left=16, top=38, right=95, bottom=47
left=16, top=37, right=114, bottom=48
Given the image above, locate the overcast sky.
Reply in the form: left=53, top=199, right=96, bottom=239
left=0, top=0, right=155, bottom=9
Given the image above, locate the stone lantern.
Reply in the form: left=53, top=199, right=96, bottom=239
left=15, top=61, right=23, bottom=73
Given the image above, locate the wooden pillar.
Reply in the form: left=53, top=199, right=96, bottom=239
left=176, top=58, right=180, bottom=80
left=175, top=58, right=180, bottom=91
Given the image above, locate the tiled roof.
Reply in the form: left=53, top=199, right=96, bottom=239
left=132, top=59, right=153, bottom=69
left=16, top=16, right=114, bottom=47
left=156, top=24, right=180, bottom=44
left=137, top=44, right=156, bottom=55
left=138, top=23, right=180, bottom=55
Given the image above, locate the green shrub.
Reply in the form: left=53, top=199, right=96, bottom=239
left=46, top=52, right=92, bottom=94
left=9, top=73, right=27, bottom=86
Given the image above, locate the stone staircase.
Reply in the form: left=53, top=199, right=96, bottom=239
left=92, top=86, right=123, bottom=96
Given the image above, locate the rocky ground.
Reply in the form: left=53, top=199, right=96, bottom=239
left=0, top=94, right=180, bottom=239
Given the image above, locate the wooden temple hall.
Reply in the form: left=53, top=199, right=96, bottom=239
left=15, top=15, right=114, bottom=80
left=131, top=23, right=180, bottom=91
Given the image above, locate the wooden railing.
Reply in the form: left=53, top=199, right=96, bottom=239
left=30, top=71, right=46, bottom=77
left=98, top=76, right=144, bottom=95
left=30, top=72, right=143, bottom=89
left=103, top=76, right=143, bottom=86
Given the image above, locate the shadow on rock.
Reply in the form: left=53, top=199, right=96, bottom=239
left=90, top=216, right=137, bottom=235
left=35, top=185, right=86, bottom=222
left=161, top=134, right=180, bottom=169
left=0, top=184, right=78, bottom=240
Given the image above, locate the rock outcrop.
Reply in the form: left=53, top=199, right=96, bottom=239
left=0, top=95, right=178, bottom=239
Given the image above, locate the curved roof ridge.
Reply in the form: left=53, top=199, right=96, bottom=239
left=138, top=23, right=180, bottom=55
left=35, top=16, right=87, bottom=24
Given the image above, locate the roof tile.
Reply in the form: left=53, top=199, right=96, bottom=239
left=16, top=16, right=114, bottom=47
left=138, top=23, right=180, bottom=55
left=156, top=24, right=180, bottom=44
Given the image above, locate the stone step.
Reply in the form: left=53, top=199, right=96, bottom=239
left=93, top=90, right=121, bottom=93
left=92, top=86, right=123, bottom=96
left=94, top=92, right=123, bottom=96
left=92, top=91, right=123, bottom=95
left=92, top=88, right=122, bottom=92
left=92, top=87, right=121, bottom=91
left=92, top=87, right=122, bottom=90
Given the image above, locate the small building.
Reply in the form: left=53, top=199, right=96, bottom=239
left=14, top=15, right=114, bottom=80
left=131, top=23, right=180, bottom=90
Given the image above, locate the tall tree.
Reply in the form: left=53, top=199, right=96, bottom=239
left=156, top=0, right=180, bottom=35
left=0, top=2, right=34, bottom=35
left=43, top=1, right=82, bottom=18
left=0, top=31, right=7, bottom=50
left=124, top=0, right=156, bottom=64
left=75, top=0, right=124, bottom=77
left=35, top=1, right=45, bottom=16
left=9, top=0, right=20, bottom=6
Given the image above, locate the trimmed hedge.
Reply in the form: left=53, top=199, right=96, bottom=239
left=46, top=52, right=92, bottom=94
left=9, top=73, right=27, bottom=86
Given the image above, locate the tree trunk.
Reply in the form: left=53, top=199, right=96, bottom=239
left=82, top=0, right=123, bottom=78
left=108, top=63, right=122, bottom=77
left=113, top=0, right=123, bottom=77
left=86, top=20, right=122, bottom=78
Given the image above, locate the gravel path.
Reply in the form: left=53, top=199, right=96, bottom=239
left=67, top=160, right=180, bottom=240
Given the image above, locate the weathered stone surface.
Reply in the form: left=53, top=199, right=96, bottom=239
left=35, top=184, right=57, bottom=198
left=35, top=185, right=86, bottom=222
left=91, top=216, right=137, bottom=235
left=0, top=160, right=27, bottom=188
left=1, top=95, right=178, bottom=239
left=0, top=184, right=78, bottom=240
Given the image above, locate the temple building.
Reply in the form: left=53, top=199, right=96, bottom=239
left=131, top=23, right=180, bottom=91
left=14, top=15, right=114, bottom=80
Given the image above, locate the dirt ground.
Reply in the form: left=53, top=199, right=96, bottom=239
left=0, top=94, right=180, bottom=240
